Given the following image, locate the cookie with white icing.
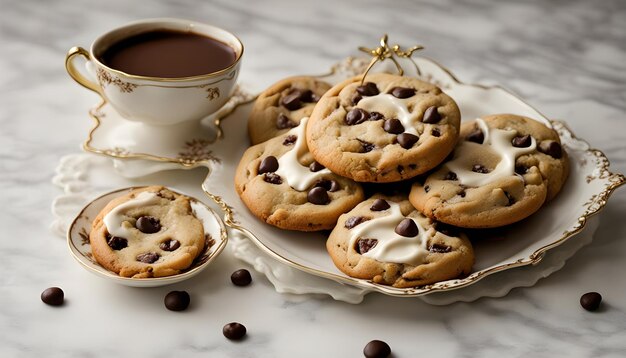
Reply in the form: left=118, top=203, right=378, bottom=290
left=236, top=118, right=365, bottom=231
left=90, top=186, right=208, bottom=278
left=306, top=73, right=461, bottom=182
left=409, top=114, right=569, bottom=228
left=248, top=76, right=332, bottom=145
left=326, top=196, right=474, bottom=288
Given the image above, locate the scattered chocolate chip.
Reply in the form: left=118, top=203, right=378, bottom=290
left=345, top=216, right=369, bottom=229
left=164, top=291, right=190, bottom=311
left=368, top=111, right=384, bottom=121
left=512, top=134, right=532, bottom=148
left=390, top=87, right=415, bottom=98
left=308, top=187, right=330, bottom=205
left=276, top=113, right=297, bottom=129
left=429, top=243, right=452, bottom=253
left=263, top=173, right=283, bottom=185
left=363, top=340, right=391, bottom=358
left=383, top=118, right=405, bottom=134
left=282, top=135, right=297, bottom=146
left=299, top=89, right=315, bottom=103
left=431, top=128, right=441, bottom=137
left=397, top=133, right=419, bottom=149
left=136, top=216, right=161, bottom=234
left=356, top=238, right=378, bottom=254
left=280, top=90, right=303, bottom=110
left=356, top=82, right=380, bottom=96
left=107, top=235, right=128, bottom=250
left=345, top=108, right=369, bottom=125
left=459, top=189, right=466, bottom=198
left=309, top=161, right=325, bottom=172
left=422, top=106, right=442, bottom=124
left=370, top=199, right=390, bottom=211
left=352, top=94, right=363, bottom=105
left=424, top=185, right=430, bottom=193
left=539, top=141, right=563, bottom=159
left=223, top=322, right=247, bottom=340
left=580, top=292, right=602, bottom=311
left=41, top=287, right=64, bottom=306
left=159, top=239, right=180, bottom=251
left=395, top=218, right=419, bottom=237
left=315, top=179, right=340, bottom=192
left=258, top=156, right=279, bottom=174
left=358, top=139, right=375, bottom=152
left=515, top=165, right=528, bottom=175
left=466, top=129, right=484, bottom=144
left=231, top=269, right=252, bottom=286
left=472, top=164, right=490, bottom=174
left=434, top=222, right=459, bottom=237
left=444, top=171, right=458, bottom=181
left=504, top=191, right=515, bottom=206
left=136, top=252, right=160, bottom=263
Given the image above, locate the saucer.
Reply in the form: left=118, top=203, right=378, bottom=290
left=67, top=186, right=228, bottom=287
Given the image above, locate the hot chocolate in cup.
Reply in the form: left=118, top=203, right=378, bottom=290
left=66, top=18, right=244, bottom=126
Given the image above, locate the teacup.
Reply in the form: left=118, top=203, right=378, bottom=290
left=65, top=18, right=243, bottom=126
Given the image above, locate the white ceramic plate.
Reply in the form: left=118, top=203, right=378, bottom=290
left=67, top=186, right=228, bottom=287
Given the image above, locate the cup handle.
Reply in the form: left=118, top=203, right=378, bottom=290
left=65, top=46, right=102, bottom=96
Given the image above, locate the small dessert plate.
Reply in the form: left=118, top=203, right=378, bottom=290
left=67, top=186, right=228, bottom=287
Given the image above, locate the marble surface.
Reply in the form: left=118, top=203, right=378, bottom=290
left=1, top=0, right=625, bottom=357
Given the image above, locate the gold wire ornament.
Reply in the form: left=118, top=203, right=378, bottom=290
left=358, top=34, right=424, bottom=84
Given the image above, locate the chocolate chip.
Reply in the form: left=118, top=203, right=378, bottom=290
left=223, top=322, right=247, bottom=340
left=580, top=292, right=602, bottom=311
left=459, top=189, right=466, bottom=198
left=383, top=118, right=405, bottom=134
left=368, top=111, right=384, bottom=121
left=159, top=239, right=180, bottom=251
left=504, top=191, right=515, bottom=206
left=356, top=238, right=378, bottom=254
left=422, top=106, right=442, bottom=124
left=358, top=139, right=375, bottom=152
left=282, top=135, right=297, bottom=146
left=434, top=222, right=459, bottom=237
left=231, top=269, right=252, bottom=286
left=515, top=165, right=528, bottom=175
left=428, top=243, right=452, bottom=253
left=390, top=87, right=415, bottom=98
left=263, top=173, right=283, bottom=185
left=107, top=235, right=128, bottom=250
left=356, top=82, right=379, bottom=96
left=309, top=161, right=325, bottom=172
left=466, top=129, right=484, bottom=144
left=299, top=89, right=315, bottom=103
left=431, top=128, right=441, bottom=137
left=258, top=156, right=279, bottom=174
left=276, top=113, right=297, bottom=129
left=345, top=216, right=369, bottom=229
left=41, top=287, right=64, bottom=306
left=424, top=185, right=430, bottom=193
left=395, top=218, right=419, bottom=237
left=136, top=216, right=161, bottom=234
left=397, top=165, right=405, bottom=174
left=315, top=179, right=340, bottom=192
left=512, top=134, right=532, bottom=148
left=397, top=133, right=419, bottom=149
left=539, top=141, right=563, bottom=159
left=164, top=291, right=190, bottom=311
left=280, top=90, right=302, bottom=110
left=472, top=164, right=490, bottom=174
left=136, top=252, right=159, bottom=263
left=444, top=171, right=458, bottom=181
left=370, top=199, right=390, bottom=211
left=308, top=187, right=330, bottom=205
left=352, top=94, right=362, bottom=105
left=363, top=340, right=391, bottom=358
left=345, top=108, right=369, bottom=125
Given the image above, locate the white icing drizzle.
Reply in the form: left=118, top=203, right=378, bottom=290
left=445, top=118, right=537, bottom=187
left=275, top=117, right=332, bottom=191
left=103, top=191, right=161, bottom=238
left=357, top=94, right=418, bottom=134
left=348, top=202, right=429, bottom=266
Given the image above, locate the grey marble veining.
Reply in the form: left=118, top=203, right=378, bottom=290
left=1, top=0, right=625, bottom=357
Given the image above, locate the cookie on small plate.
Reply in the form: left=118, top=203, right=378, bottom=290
left=235, top=117, right=364, bottom=231
left=327, top=196, right=474, bottom=288
left=306, top=73, right=461, bottom=182
left=248, top=76, right=332, bottom=145
left=90, top=186, right=206, bottom=278
left=409, top=114, right=569, bottom=228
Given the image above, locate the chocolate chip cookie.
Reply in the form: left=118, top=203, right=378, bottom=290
left=327, top=196, right=474, bottom=288
left=90, top=186, right=207, bottom=278
left=409, top=114, right=569, bottom=228
left=235, top=118, right=364, bottom=231
left=306, top=73, right=461, bottom=182
left=247, top=76, right=332, bottom=145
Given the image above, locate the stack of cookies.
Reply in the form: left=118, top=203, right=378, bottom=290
left=236, top=73, right=569, bottom=288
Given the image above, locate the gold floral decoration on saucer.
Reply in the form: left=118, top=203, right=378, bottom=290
left=358, top=34, right=424, bottom=83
